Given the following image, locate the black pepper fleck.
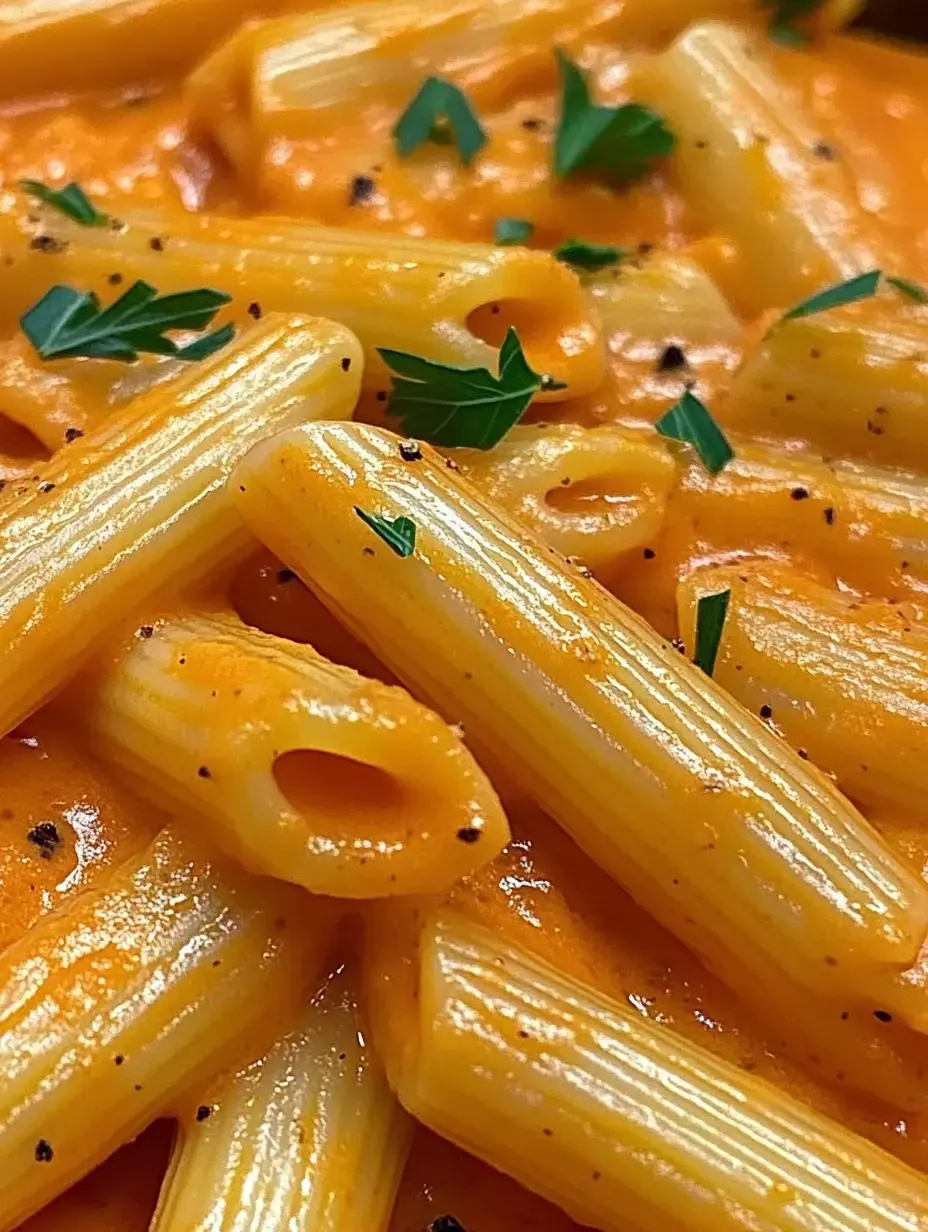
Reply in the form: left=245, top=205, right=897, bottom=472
left=30, top=235, right=66, bottom=253
left=790, top=487, right=809, bottom=501
left=521, top=117, right=543, bottom=131
left=38, top=482, right=55, bottom=493
left=149, top=237, right=165, bottom=252
left=874, top=1010, right=893, bottom=1023
left=35, top=1140, right=53, bottom=1162
left=348, top=174, right=376, bottom=205
left=457, top=826, right=480, bottom=844
left=27, top=822, right=61, bottom=859
left=277, top=568, right=297, bottom=584
left=760, top=704, right=772, bottom=719
left=657, top=344, right=688, bottom=373
left=399, top=440, right=422, bottom=462
left=138, top=625, right=154, bottom=639
left=198, top=766, right=211, bottom=779
left=341, top=356, right=352, bottom=371
left=247, top=301, right=262, bottom=320
left=196, top=1105, right=212, bottom=1121
left=643, top=547, right=656, bottom=559
left=823, top=506, right=836, bottom=525
left=813, top=141, right=837, bottom=160
left=65, top=427, right=84, bottom=443
left=114, top=1054, right=124, bottom=1065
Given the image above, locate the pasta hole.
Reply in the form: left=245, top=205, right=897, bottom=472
left=545, top=475, right=643, bottom=522
left=273, top=749, right=407, bottom=822
left=467, top=299, right=555, bottom=354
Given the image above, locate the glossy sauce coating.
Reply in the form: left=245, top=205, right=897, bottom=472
left=3, top=20, right=928, bottom=1232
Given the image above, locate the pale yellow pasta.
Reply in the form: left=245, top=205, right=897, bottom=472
left=635, top=22, right=896, bottom=313
left=75, top=612, right=509, bottom=897
left=722, top=302, right=928, bottom=469
left=0, top=826, right=333, bottom=1232
left=0, top=314, right=360, bottom=742
left=152, top=969, right=411, bottom=1232
left=0, top=206, right=603, bottom=394
left=231, top=422, right=928, bottom=1034
left=449, top=422, right=676, bottom=569
left=367, top=906, right=928, bottom=1232
left=677, top=562, right=928, bottom=821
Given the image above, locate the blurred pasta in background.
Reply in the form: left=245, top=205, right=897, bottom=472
left=2, top=1, right=928, bottom=1231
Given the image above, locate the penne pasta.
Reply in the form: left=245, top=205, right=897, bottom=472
left=368, top=906, right=928, bottom=1232
left=0, top=0, right=280, bottom=99
left=677, top=562, right=928, bottom=821
left=0, top=313, right=360, bottom=742
left=75, top=612, right=509, bottom=898
left=152, top=967, right=411, bottom=1232
left=232, top=422, right=928, bottom=1030
left=0, top=825, right=332, bottom=1231
left=449, top=422, right=676, bottom=569
left=635, top=22, right=896, bottom=314
left=0, top=207, right=603, bottom=394
left=722, top=302, right=928, bottom=470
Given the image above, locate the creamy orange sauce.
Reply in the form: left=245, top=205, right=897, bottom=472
left=4, top=17, right=928, bottom=1232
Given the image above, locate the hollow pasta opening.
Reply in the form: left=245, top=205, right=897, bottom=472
left=544, top=475, right=642, bottom=519
left=273, top=748, right=408, bottom=824
left=466, top=298, right=558, bottom=357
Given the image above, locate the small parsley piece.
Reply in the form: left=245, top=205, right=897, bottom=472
left=694, top=589, right=730, bottom=677
left=553, top=49, right=675, bottom=183
left=887, top=276, right=928, bottom=305
left=761, top=0, right=826, bottom=46
left=176, top=322, right=236, bottom=362
left=354, top=508, right=417, bottom=558
left=379, top=327, right=564, bottom=450
left=781, top=270, right=882, bottom=322
left=393, top=77, right=487, bottom=166
left=554, top=239, right=626, bottom=272
left=494, top=218, right=534, bottom=246
left=656, top=391, right=734, bottom=475
left=21, top=280, right=232, bottom=363
left=21, top=178, right=108, bottom=227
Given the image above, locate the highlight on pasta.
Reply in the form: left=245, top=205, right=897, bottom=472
left=3, top=2, right=928, bottom=1230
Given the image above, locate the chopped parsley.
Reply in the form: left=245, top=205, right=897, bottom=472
left=494, top=218, right=534, bottom=246
left=656, top=391, right=733, bottom=475
left=354, top=508, right=417, bottom=557
left=694, top=590, right=730, bottom=677
left=21, top=178, right=108, bottom=227
left=762, top=0, right=826, bottom=45
left=378, top=327, right=564, bottom=450
left=553, top=49, right=675, bottom=183
left=393, top=77, right=487, bottom=166
left=21, top=280, right=234, bottom=362
left=554, top=239, right=626, bottom=272
left=887, top=276, right=928, bottom=305
left=781, top=270, right=881, bottom=322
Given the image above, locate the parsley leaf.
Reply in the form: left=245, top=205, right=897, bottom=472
left=21, top=178, right=108, bottom=227
left=394, top=77, right=487, bottom=167
left=761, top=0, right=825, bottom=45
left=21, top=280, right=233, bottom=363
left=554, top=239, right=626, bottom=272
left=656, top=391, right=734, bottom=475
left=379, top=327, right=564, bottom=450
left=887, top=276, right=928, bottom=305
left=553, top=49, right=675, bottom=184
left=781, top=270, right=882, bottom=321
left=176, top=322, right=237, bottom=362
left=494, top=218, right=534, bottom=246
left=354, top=508, right=416, bottom=557
left=694, top=589, right=730, bottom=677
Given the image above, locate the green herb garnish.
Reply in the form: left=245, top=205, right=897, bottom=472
left=761, top=0, right=825, bottom=45
left=354, top=508, right=416, bottom=557
left=553, top=49, right=675, bottom=183
left=379, top=327, right=565, bottom=450
left=656, top=391, right=734, bottom=475
left=21, top=280, right=233, bottom=362
left=554, top=239, right=626, bottom=272
left=176, top=322, right=237, bottom=362
left=494, top=218, right=534, bottom=246
left=694, top=589, right=730, bottom=677
left=393, top=77, right=487, bottom=166
left=887, top=276, right=928, bottom=305
left=781, top=270, right=882, bottom=322
left=21, top=178, right=108, bottom=227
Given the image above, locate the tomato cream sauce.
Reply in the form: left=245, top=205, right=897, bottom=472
left=3, top=23, right=928, bottom=1232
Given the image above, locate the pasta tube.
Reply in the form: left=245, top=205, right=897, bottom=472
left=722, top=305, right=928, bottom=470
left=371, top=907, right=928, bottom=1232
left=0, top=208, right=602, bottom=394
left=232, top=423, right=928, bottom=1019
left=76, top=613, right=509, bottom=898
left=635, top=22, right=896, bottom=313
left=449, top=423, right=676, bottom=570
left=152, top=969, right=411, bottom=1232
left=0, top=0, right=275, bottom=99
left=0, top=825, right=332, bottom=1231
left=0, top=314, right=360, bottom=741
left=677, top=562, right=928, bottom=821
